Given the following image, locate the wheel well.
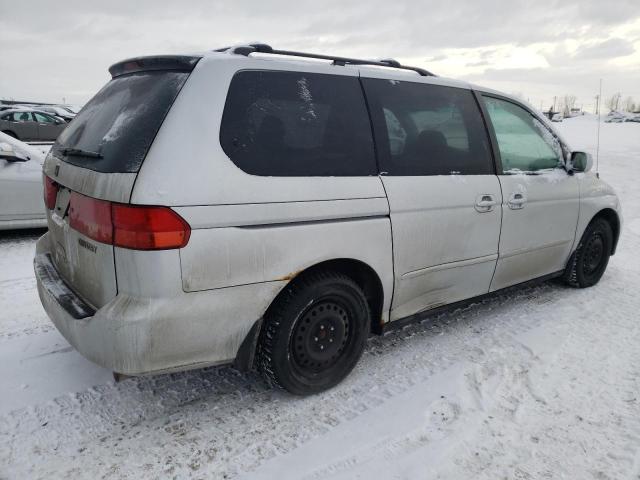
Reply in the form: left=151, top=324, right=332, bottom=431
left=2, top=130, right=18, bottom=139
left=592, top=209, right=620, bottom=255
left=287, top=259, right=385, bottom=335
left=236, top=259, right=386, bottom=372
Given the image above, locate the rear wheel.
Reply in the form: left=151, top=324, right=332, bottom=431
left=258, top=271, right=369, bottom=395
left=563, top=218, right=613, bottom=288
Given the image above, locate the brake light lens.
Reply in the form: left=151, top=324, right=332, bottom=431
left=69, top=193, right=113, bottom=244
left=43, top=175, right=59, bottom=210
left=112, top=204, right=191, bottom=250
left=68, top=192, right=190, bottom=250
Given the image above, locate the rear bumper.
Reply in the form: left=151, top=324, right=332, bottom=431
left=34, top=233, right=285, bottom=375
left=34, top=253, right=96, bottom=319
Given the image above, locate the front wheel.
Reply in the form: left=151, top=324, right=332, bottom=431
left=257, top=271, right=369, bottom=395
left=563, top=218, right=613, bottom=288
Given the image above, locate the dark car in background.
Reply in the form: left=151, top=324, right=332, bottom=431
left=0, top=108, right=67, bottom=141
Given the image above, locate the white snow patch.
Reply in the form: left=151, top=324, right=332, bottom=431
left=101, top=107, right=142, bottom=143
left=296, top=77, right=313, bottom=103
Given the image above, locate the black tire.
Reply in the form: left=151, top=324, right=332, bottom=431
left=2, top=130, right=18, bottom=139
left=257, top=271, right=370, bottom=395
left=563, top=218, right=613, bottom=288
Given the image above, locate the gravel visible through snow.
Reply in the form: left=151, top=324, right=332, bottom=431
left=0, top=116, right=639, bottom=479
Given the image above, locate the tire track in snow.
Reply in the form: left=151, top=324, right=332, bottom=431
left=429, top=267, right=640, bottom=480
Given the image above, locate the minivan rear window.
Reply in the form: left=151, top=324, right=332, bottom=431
left=52, top=71, right=189, bottom=173
left=220, top=71, right=376, bottom=176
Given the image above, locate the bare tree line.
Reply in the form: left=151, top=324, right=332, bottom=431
left=551, top=93, right=637, bottom=115
left=605, top=93, right=637, bottom=113
left=557, top=95, right=577, bottom=116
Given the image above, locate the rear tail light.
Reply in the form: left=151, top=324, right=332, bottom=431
left=112, top=204, right=191, bottom=250
left=69, top=193, right=113, bottom=244
left=43, top=175, right=59, bottom=210
left=68, top=192, right=190, bottom=250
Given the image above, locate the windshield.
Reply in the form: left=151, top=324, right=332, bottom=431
left=51, top=70, right=189, bottom=173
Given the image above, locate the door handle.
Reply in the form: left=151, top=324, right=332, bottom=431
left=475, top=194, right=496, bottom=213
left=508, top=193, right=526, bottom=209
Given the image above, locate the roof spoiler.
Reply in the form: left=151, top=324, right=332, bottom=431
left=108, top=55, right=202, bottom=78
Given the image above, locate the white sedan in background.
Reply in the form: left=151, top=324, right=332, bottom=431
left=0, top=131, right=47, bottom=230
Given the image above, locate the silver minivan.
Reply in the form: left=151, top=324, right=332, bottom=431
left=35, top=44, right=622, bottom=394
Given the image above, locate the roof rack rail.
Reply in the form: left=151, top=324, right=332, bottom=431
left=214, top=43, right=435, bottom=77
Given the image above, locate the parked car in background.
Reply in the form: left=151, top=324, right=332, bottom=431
left=65, top=105, right=83, bottom=114
left=38, top=106, right=75, bottom=122
left=35, top=45, right=622, bottom=395
left=605, top=111, right=626, bottom=123
left=0, top=131, right=47, bottom=230
left=0, top=108, right=67, bottom=141
left=0, top=104, right=34, bottom=112
left=551, top=113, right=563, bottom=122
left=624, top=114, right=640, bottom=123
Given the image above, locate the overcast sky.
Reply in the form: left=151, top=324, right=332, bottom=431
left=1, top=0, right=639, bottom=111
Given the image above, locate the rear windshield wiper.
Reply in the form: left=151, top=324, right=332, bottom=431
left=61, top=147, right=103, bottom=159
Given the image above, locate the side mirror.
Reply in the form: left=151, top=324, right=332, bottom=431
left=0, top=142, right=29, bottom=162
left=571, top=151, right=593, bottom=173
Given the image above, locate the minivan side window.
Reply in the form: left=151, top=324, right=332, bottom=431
left=482, top=96, right=564, bottom=173
left=220, top=71, right=376, bottom=176
left=362, top=79, right=493, bottom=176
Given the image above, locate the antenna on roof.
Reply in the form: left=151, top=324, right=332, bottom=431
left=596, top=78, right=602, bottom=178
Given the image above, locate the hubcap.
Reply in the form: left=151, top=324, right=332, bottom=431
left=291, top=300, right=350, bottom=372
left=583, top=232, right=605, bottom=275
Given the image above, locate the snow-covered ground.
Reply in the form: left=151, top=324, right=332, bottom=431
left=1, top=116, right=639, bottom=479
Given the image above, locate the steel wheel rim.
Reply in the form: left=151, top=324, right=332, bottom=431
left=583, top=232, right=605, bottom=275
left=291, top=298, right=351, bottom=374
